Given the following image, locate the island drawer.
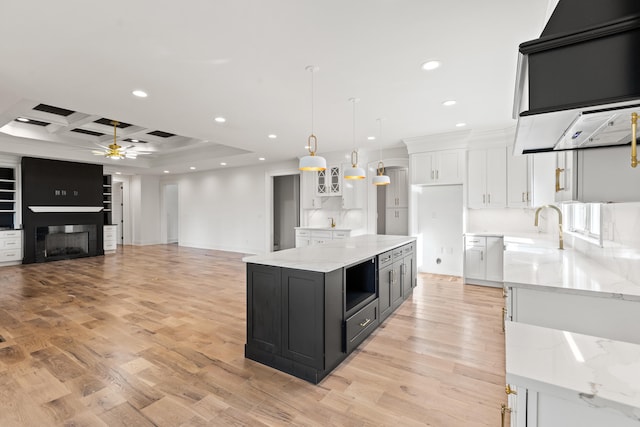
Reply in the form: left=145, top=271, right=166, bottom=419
left=392, top=247, right=404, bottom=259
left=378, top=250, right=393, bottom=268
left=344, top=298, right=378, bottom=353
left=402, top=243, right=414, bottom=255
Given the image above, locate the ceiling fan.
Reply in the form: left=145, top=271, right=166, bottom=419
left=92, top=120, right=145, bottom=159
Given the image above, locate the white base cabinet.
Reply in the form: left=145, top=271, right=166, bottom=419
left=0, top=229, right=22, bottom=264
left=463, top=234, right=503, bottom=287
left=103, top=225, right=117, bottom=253
left=295, top=228, right=351, bottom=248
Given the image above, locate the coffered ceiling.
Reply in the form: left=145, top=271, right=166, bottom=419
left=0, top=0, right=552, bottom=175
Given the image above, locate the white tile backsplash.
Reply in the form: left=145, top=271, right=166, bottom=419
left=303, top=196, right=367, bottom=236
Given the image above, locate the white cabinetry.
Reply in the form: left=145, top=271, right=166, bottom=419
left=295, top=228, right=351, bottom=248
left=507, top=154, right=531, bottom=207
left=463, top=235, right=503, bottom=287
left=103, top=225, right=117, bottom=253
left=0, top=229, right=22, bottom=264
left=386, top=168, right=408, bottom=208
left=554, top=151, right=577, bottom=202
left=301, top=172, right=322, bottom=209
left=341, top=169, right=365, bottom=209
left=315, top=165, right=342, bottom=197
left=411, top=150, right=463, bottom=185
left=467, top=147, right=507, bottom=208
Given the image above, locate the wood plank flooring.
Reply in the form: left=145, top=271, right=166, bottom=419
left=0, top=245, right=507, bottom=426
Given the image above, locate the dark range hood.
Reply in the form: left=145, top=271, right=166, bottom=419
left=513, top=0, right=640, bottom=154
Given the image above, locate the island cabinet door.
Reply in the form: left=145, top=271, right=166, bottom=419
left=378, top=263, right=393, bottom=321
left=246, top=264, right=282, bottom=354
left=281, top=268, right=325, bottom=370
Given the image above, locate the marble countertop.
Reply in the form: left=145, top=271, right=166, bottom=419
left=506, top=322, right=640, bottom=420
left=503, top=242, right=640, bottom=301
left=243, top=234, right=415, bottom=272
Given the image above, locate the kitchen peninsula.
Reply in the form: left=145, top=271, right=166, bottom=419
left=243, top=234, right=416, bottom=383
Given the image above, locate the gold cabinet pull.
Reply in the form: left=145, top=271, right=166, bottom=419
left=505, top=384, right=517, bottom=395
left=359, top=318, right=371, bottom=328
left=502, top=287, right=507, bottom=298
left=500, top=404, right=512, bottom=427
left=555, top=167, right=565, bottom=192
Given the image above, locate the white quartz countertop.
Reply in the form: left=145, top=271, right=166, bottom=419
left=243, top=234, right=415, bottom=272
left=504, top=241, right=640, bottom=301
left=506, top=322, right=640, bottom=420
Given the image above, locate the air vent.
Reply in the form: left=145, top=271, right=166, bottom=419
left=147, top=130, right=175, bottom=138
left=71, top=128, right=105, bottom=137
left=15, top=118, right=49, bottom=126
left=33, top=104, right=74, bottom=117
left=124, top=138, right=147, bottom=143
left=94, top=118, right=132, bottom=128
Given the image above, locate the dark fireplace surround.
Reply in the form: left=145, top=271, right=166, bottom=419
left=21, top=157, right=104, bottom=264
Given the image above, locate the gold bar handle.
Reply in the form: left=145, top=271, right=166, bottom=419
left=359, top=318, right=371, bottom=328
left=501, top=404, right=512, bottom=427
left=555, top=167, right=565, bottom=192
left=632, top=112, right=638, bottom=168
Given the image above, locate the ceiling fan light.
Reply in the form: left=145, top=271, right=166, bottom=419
left=299, top=154, right=326, bottom=171
left=372, top=174, right=391, bottom=185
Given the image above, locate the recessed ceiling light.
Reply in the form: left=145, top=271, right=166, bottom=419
left=367, top=136, right=376, bottom=141
left=163, top=170, right=170, bottom=174
left=268, top=134, right=277, bottom=139
left=17, top=117, right=30, bottom=122
left=131, top=139, right=139, bottom=143
left=442, top=100, right=457, bottom=107
left=115, top=172, right=122, bottom=175
left=214, top=116, right=226, bottom=123
left=456, top=122, right=467, bottom=128
left=220, top=162, right=227, bottom=166
left=259, top=157, right=265, bottom=161
left=421, top=60, right=441, bottom=71
left=132, top=89, right=148, bottom=98
left=190, top=166, right=196, bottom=170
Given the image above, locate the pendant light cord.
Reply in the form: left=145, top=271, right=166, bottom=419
left=310, top=67, right=315, bottom=135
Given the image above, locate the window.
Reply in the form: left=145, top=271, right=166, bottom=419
left=562, top=203, right=602, bottom=245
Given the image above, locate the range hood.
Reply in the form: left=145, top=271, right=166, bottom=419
left=513, top=0, right=640, bottom=155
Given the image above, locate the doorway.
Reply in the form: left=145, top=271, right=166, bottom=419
left=164, top=184, right=179, bottom=244
left=273, top=175, right=300, bottom=251
left=377, top=166, right=408, bottom=235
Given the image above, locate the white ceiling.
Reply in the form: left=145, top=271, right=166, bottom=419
left=0, top=0, right=551, bottom=175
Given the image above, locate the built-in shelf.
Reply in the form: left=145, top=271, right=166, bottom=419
left=0, top=167, right=16, bottom=229
left=103, top=175, right=112, bottom=224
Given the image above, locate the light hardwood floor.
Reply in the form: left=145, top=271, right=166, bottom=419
left=0, top=245, right=507, bottom=426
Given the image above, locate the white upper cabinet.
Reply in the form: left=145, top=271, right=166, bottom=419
left=467, top=147, right=507, bottom=209
left=315, top=165, right=342, bottom=197
left=301, top=171, right=322, bottom=209
left=411, top=150, right=463, bottom=185
left=385, top=168, right=408, bottom=208
left=507, top=154, right=530, bottom=208
left=554, top=150, right=577, bottom=202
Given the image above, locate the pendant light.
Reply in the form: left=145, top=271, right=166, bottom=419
left=344, top=97, right=366, bottom=180
left=299, top=66, right=327, bottom=171
left=372, top=118, right=391, bottom=186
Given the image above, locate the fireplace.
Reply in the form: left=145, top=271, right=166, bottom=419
left=35, top=225, right=97, bottom=262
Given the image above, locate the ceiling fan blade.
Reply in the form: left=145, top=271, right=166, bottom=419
left=92, top=150, right=106, bottom=155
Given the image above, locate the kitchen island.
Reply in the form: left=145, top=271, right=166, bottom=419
left=243, top=234, right=416, bottom=383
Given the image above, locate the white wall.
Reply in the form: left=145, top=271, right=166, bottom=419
left=130, top=175, right=161, bottom=245
left=165, top=184, right=179, bottom=243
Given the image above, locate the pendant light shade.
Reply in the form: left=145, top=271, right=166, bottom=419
left=373, top=161, right=391, bottom=186
left=299, top=66, right=326, bottom=172
left=344, top=150, right=366, bottom=180
left=300, top=136, right=327, bottom=171
left=344, top=98, right=366, bottom=180
left=372, top=118, right=390, bottom=186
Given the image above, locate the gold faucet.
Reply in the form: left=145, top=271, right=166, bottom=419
left=534, top=205, right=564, bottom=250
left=329, top=217, right=336, bottom=228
